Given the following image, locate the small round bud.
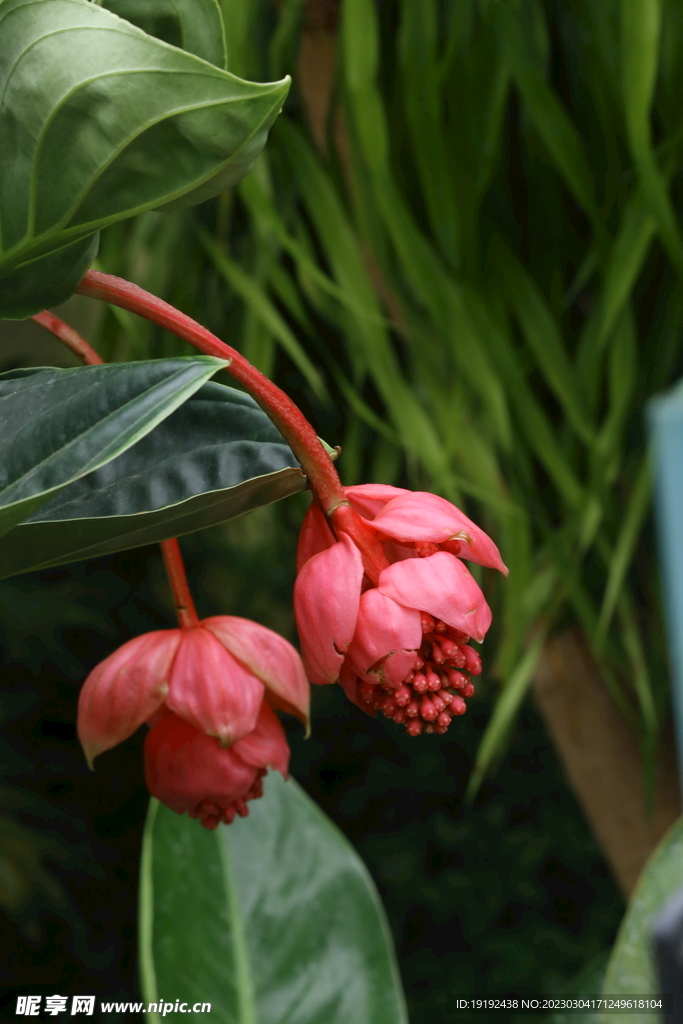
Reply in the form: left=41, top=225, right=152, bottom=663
left=426, top=669, right=441, bottom=691
left=462, top=645, right=482, bottom=675
left=412, top=673, right=428, bottom=694
left=450, top=696, right=467, bottom=716
left=420, top=697, right=438, bottom=721
left=395, top=686, right=412, bottom=707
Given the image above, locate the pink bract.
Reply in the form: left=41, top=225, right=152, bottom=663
left=294, top=533, right=363, bottom=685
left=164, top=627, right=264, bottom=747
left=78, top=616, right=308, bottom=767
left=77, top=630, right=180, bottom=769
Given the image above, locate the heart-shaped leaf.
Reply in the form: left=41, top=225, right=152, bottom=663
left=0, top=381, right=304, bottom=577
left=600, top=816, right=683, bottom=1022
left=139, top=774, right=408, bottom=1024
left=100, top=0, right=227, bottom=69
left=0, top=0, right=289, bottom=317
left=0, top=357, right=225, bottom=543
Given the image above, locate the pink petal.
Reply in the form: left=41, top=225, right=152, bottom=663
left=346, top=590, right=422, bottom=688
left=338, top=662, right=368, bottom=712
left=377, top=551, right=492, bottom=642
left=166, top=628, right=264, bottom=746
left=144, top=710, right=258, bottom=816
left=372, top=492, right=508, bottom=574
left=203, top=616, right=310, bottom=728
left=344, top=483, right=410, bottom=520
left=296, top=500, right=336, bottom=571
left=293, top=533, right=363, bottom=684
left=77, top=630, right=180, bottom=768
left=232, top=702, right=290, bottom=777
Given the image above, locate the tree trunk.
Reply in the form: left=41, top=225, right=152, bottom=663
left=533, top=630, right=681, bottom=898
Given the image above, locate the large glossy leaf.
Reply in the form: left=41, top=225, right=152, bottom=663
left=100, top=0, right=227, bottom=69
left=0, top=0, right=289, bottom=317
left=600, top=816, right=683, bottom=1022
left=139, top=774, right=408, bottom=1024
left=0, top=357, right=224, bottom=543
left=0, top=381, right=304, bottom=578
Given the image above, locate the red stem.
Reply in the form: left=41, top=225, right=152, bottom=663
left=33, top=309, right=200, bottom=630
left=76, top=270, right=347, bottom=513
left=32, top=311, right=104, bottom=366
left=160, top=538, right=200, bottom=629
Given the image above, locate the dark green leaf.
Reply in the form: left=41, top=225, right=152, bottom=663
left=0, top=234, right=100, bottom=320
left=0, top=0, right=289, bottom=317
left=139, top=774, right=408, bottom=1024
left=0, top=381, right=303, bottom=577
left=0, top=357, right=224, bottom=542
left=101, top=0, right=227, bottom=69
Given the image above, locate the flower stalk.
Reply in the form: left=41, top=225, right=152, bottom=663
left=75, top=270, right=346, bottom=512
left=32, top=311, right=201, bottom=633
left=161, top=538, right=200, bottom=630
left=32, top=310, right=104, bottom=366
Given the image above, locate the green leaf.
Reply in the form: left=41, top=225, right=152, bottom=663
left=466, top=631, right=547, bottom=802
left=502, top=7, right=598, bottom=224
left=0, top=234, right=100, bottom=320
left=0, top=357, right=225, bottom=543
left=495, top=242, right=594, bottom=445
left=0, top=0, right=290, bottom=317
left=620, top=0, right=683, bottom=274
left=195, top=226, right=329, bottom=403
left=100, top=0, right=227, bottom=69
left=0, top=380, right=304, bottom=577
left=600, top=816, right=683, bottom=1022
left=139, top=775, right=408, bottom=1024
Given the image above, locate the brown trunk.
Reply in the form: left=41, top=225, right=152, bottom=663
left=533, top=630, right=681, bottom=897
left=297, top=0, right=340, bottom=156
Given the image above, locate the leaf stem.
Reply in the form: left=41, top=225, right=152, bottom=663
left=32, top=309, right=200, bottom=630
left=76, top=270, right=347, bottom=512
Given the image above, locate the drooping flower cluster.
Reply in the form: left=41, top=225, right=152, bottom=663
left=294, top=485, right=507, bottom=736
left=78, top=617, right=308, bottom=828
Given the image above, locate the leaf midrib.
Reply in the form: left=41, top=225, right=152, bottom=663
left=28, top=462, right=302, bottom=524
left=217, top=830, right=258, bottom=1024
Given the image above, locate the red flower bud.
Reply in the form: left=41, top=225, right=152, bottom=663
left=144, top=704, right=289, bottom=828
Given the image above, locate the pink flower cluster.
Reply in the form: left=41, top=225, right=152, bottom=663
left=78, top=617, right=307, bottom=829
left=294, top=485, right=507, bottom=736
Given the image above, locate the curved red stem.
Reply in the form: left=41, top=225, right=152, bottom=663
left=76, top=270, right=346, bottom=513
left=32, top=311, right=104, bottom=366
